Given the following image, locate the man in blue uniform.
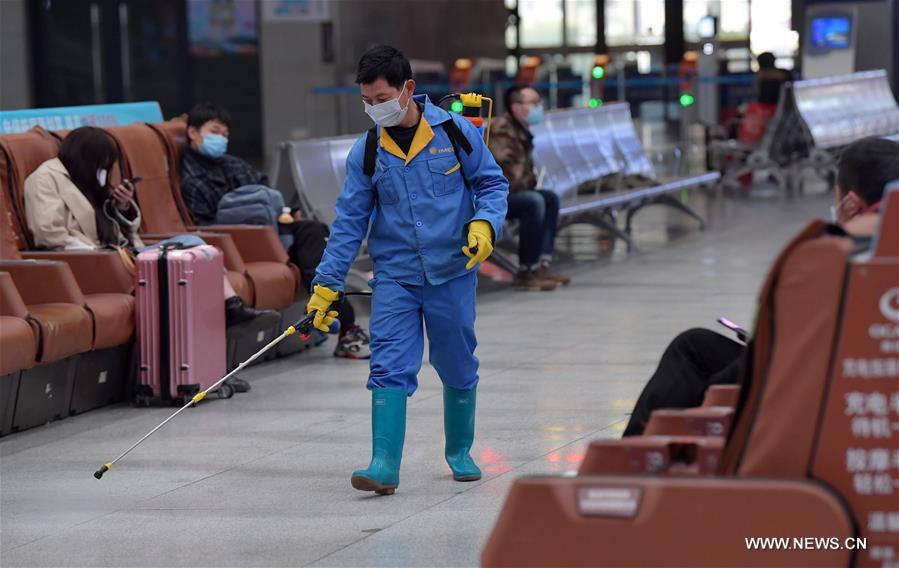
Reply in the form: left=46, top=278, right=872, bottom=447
left=306, top=45, right=509, bottom=495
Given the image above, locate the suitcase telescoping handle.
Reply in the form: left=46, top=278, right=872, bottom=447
left=94, top=291, right=372, bottom=480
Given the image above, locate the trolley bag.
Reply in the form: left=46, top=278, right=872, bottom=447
left=135, top=244, right=227, bottom=405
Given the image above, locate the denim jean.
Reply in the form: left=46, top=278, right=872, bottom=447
left=506, top=189, right=560, bottom=267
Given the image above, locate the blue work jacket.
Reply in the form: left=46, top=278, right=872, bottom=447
left=313, top=95, right=509, bottom=290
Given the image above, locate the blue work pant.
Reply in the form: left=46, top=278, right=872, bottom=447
left=506, top=189, right=560, bottom=267
left=368, top=271, right=478, bottom=396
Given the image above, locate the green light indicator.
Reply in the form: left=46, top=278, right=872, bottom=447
left=451, top=100, right=464, bottom=113
left=591, top=66, right=605, bottom=80
left=588, top=98, right=602, bottom=108
left=679, top=93, right=695, bottom=107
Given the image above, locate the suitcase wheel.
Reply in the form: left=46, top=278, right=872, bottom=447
left=217, top=384, right=234, bottom=399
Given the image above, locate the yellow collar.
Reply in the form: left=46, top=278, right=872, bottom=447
left=379, top=116, right=435, bottom=165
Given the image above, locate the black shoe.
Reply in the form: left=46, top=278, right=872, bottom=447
left=225, top=296, right=273, bottom=327
left=225, top=377, right=251, bottom=393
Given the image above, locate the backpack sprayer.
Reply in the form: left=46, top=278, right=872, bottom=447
left=438, top=92, right=493, bottom=256
left=438, top=92, right=494, bottom=145
left=94, top=291, right=371, bottom=480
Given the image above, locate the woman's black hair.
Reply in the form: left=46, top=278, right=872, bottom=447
left=355, top=45, right=412, bottom=88
left=837, top=137, right=899, bottom=206
left=57, top=126, right=131, bottom=247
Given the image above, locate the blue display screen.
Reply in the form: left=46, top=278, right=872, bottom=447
left=809, top=16, right=852, bottom=49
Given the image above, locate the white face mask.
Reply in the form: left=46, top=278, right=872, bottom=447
left=97, top=169, right=108, bottom=188
left=363, top=81, right=411, bottom=127
left=830, top=194, right=851, bottom=223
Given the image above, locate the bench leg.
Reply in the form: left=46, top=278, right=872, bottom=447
left=654, top=194, right=707, bottom=230
left=592, top=210, right=638, bottom=252
left=486, top=248, right=519, bottom=274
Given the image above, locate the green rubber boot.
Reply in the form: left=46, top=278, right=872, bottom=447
left=443, top=385, right=482, bottom=481
left=351, top=388, right=407, bottom=495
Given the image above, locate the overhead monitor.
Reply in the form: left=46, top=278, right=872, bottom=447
left=809, top=15, right=853, bottom=50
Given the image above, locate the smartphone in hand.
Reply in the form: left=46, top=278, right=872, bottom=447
left=717, top=317, right=748, bottom=343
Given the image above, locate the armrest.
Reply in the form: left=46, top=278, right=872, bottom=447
left=138, top=231, right=247, bottom=273
left=193, top=225, right=288, bottom=264
left=702, top=385, right=740, bottom=408
left=578, top=436, right=724, bottom=476
left=0, top=260, right=85, bottom=306
left=482, top=477, right=853, bottom=568
left=191, top=232, right=248, bottom=273
left=0, top=272, right=29, bottom=318
left=644, top=407, right=734, bottom=438
left=22, top=250, right=134, bottom=295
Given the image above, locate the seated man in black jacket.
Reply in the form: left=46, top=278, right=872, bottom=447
left=624, top=137, right=899, bottom=436
left=180, top=102, right=370, bottom=359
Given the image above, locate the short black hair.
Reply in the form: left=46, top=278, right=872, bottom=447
left=837, top=137, right=899, bottom=205
left=187, top=102, right=232, bottom=130
left=355, top=45, right=412, bottom=88
left=757, top=52, right=776, bottom=69
left=504, top=85, right=538, bottom=112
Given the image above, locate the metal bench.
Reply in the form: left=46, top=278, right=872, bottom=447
left=710, top=70, right=899, bottom=197
left=792, top=70, right=899, bottom=190
left=273, top=102, right=720, bottom=266
left=532, top=103, right=719, bottom=251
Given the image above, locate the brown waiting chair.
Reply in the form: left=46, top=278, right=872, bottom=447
left=104, top=123, right=300, bottom=311
left=0, top=133, right=137, bottom=416
left=0, top=193, right=135, bottom=416
left=0, top=266, right=92, bottom=433
left=109, top=121, right=310, bottom=360
left=482, top=189, right=899, bottom=567
left=0, top=272, right=37, bottom=435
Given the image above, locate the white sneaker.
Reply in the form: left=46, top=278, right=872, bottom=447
left=334, top=325, right=371, bottom=359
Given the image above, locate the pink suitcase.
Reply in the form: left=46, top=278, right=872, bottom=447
left=135, top=245, right=227, bottom=404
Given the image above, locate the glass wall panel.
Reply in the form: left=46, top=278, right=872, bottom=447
left=606, top=0, right=664, bottom=46
left=684, top=0, right=749, bottom=42
left=519, top=0, right=563, bottom=48
left=750, top=0, right=796, bottom=67
left=565, top=0, right=597, bottom=47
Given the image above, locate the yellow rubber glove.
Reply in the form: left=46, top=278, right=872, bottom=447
left=306, top=284, right=340, bottom=332
left=462, top=220, right=494, bottom=270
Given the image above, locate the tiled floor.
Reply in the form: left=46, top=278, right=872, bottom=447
left=0, top=191, right=829, bottom=567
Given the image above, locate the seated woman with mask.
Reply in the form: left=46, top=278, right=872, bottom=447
left=23, top=126, right=270, bottom=329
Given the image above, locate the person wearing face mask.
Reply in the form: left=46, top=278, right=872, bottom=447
left=831, top=137, right=899, bottom=236
left=620, top=136, right=899, bottom=437
left=180, top=102, right=372, bottom=359
left=488, top=85, right=569, bottom=291
left=306, top=45, right=509, bottom=495
left=23, top=127, right=272, bottom=392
